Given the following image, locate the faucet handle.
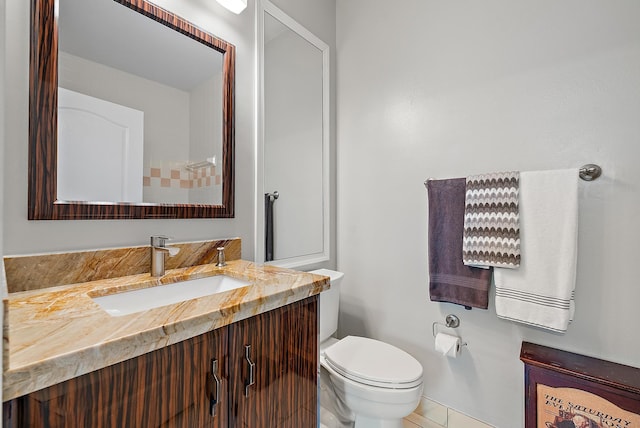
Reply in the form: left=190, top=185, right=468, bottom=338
left=216, top=247, right=227, bottom=267
left=150, top=236, right=171, bottom=247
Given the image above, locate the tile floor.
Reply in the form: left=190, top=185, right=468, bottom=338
left=403, top=397, right=494, bottom=428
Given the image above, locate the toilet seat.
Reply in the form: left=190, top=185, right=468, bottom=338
left=323, top=336, right=423, bottom=389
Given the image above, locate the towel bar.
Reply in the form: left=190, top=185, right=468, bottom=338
left=423, top=164, right=602, bottom=187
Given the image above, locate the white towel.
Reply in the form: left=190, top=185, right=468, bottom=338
left=494, top=169, right=579, bottom=333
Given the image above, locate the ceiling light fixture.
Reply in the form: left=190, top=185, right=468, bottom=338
left=216, top=0, right=247, bottom=14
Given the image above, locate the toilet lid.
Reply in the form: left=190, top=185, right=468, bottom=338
left=324, top=336, right=423, bottom=389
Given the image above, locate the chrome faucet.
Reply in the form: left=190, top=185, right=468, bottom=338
left=150, top=236, right=180, bottom=277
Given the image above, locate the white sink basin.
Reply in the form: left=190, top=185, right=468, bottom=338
left=92, top=275, right=251, bottom=317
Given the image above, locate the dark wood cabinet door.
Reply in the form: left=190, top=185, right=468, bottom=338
left=228, top=296, right=318, bottom=428
left=5, top=327, right=228, bottom=428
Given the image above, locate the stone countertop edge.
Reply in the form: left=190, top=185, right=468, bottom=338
left=2, top=260, right=330, bottom=401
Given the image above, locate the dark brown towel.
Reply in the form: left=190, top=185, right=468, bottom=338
left=427, top=178, right=493, bottom=309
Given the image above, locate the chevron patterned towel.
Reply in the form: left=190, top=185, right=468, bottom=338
left=463, top=171, right=520, bottom=268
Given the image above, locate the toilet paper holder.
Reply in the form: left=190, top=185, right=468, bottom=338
left=432, top=314, right=467, bottom=347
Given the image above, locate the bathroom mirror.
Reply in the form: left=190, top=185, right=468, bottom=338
left=256, top=1, right=330, bottom=267
left=29, top=0, right=235, bottom=219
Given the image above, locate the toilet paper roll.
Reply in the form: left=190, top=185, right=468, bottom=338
left=434, top=332, right=461, bottom=358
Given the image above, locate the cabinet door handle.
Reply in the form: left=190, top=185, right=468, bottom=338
left=209, top=359, right=221, bottom=417
left=244, top=344, right=255, bottom=397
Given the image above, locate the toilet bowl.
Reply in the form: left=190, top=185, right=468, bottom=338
left=311, top=269, right=424, bottom=428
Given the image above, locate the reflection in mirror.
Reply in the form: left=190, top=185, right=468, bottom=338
left=58, top=0, right=223, bottom=205
left=258, top=1, right=330, bottom=267
left=29, top=0, right=235, bottom=219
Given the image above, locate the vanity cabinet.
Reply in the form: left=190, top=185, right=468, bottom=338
left=4, top=326, right=228, bottom=428
left=229, top=296, right=318, bottom=426
left=3, top=296, right=318, bottom=428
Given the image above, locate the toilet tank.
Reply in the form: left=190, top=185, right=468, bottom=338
left=309, top=269, right=344, bottom=343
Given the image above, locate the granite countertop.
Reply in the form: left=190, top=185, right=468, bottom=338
left=3, top=260, right=329, bottom=401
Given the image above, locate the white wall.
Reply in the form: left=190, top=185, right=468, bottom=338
left=3, top=0, right=256, bottom=256
left=189, top=73, right=223, bottom=205
left=336, top=1, right=640, bottom=427
left=190, top=73, right=222, bottom=164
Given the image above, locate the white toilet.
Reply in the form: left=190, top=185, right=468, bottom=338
left=311, top=269, right=424, bottom=428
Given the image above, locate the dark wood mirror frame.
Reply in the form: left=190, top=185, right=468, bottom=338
left=29, top=0, right=235, bottom=219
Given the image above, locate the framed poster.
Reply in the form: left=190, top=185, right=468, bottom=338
left=521, top=342, right=640, bottom=428
left=537, top=384, right=640, bottom=428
